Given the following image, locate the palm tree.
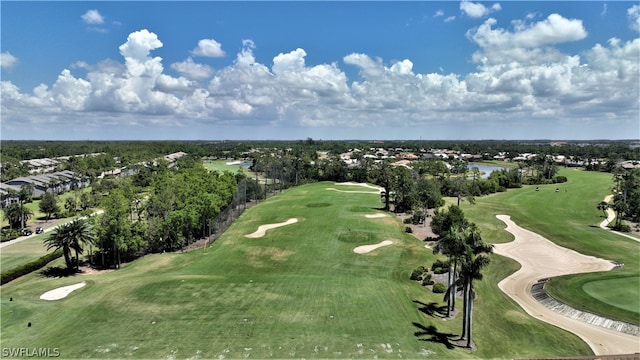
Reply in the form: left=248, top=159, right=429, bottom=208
left=44, top=219, right=95, bottom=271
left=458, top=228, right=493, bottom=348
left=433, top=225, right=466, bottom=317
left=44, top=227, right=74, bottom=270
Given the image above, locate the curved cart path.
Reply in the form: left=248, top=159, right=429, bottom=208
left=493, top=214, right=640, bottom=356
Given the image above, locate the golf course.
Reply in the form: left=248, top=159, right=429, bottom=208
left=1, top=169, right=638, bottom=359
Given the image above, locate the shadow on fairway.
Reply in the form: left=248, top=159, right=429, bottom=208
left=412, top=322, right=457, bottom=350
left=413, top=300, right=448, bottom=318
left=39, top=266, right=78, bottom=278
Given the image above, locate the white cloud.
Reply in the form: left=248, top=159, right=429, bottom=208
left=191, top=39, right=226, bottom=57
left=1, top=51, right=18, bottom=70
left=171, top=57, right=213, bottom=80
left=628, top=5, right=640, bottom=32
left=468, top=14, right=587, bottom=67
left=445, top=16, right=456, bottom=23
left=0, top=25, right=637, bottom=139
left=81, top=9, right=104, bottom=25
left=460, top=1, right=501, bottom=18
left=434, top=10, right=444, bottom=18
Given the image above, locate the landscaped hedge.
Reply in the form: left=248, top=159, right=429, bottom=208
left=0, top=250, right=63, bottom=285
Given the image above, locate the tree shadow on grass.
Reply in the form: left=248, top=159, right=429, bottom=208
left=413, top=300, right=448, bottom=318
left=413, top=322, right=457, bottom=350
left=39, top=266, right=78, bottom=278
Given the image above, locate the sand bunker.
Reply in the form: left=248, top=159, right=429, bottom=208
left=353, top=240, right=393, bottom=254
left=40, top=282, right=86, bottom=301
left=494, top=215, right=638, bottom=355
left=326, top=182, right=384, bottom=194
left=365, top=214, right=387, bottom=218
left=245, top=218, right=298, bottom=238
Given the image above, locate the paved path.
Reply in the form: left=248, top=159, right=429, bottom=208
left=599, top=195, right=640, bottom=243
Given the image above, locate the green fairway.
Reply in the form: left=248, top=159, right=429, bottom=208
left=0, top=180, right=617, bottom=359
left=203, top=159, right=251, bottom=174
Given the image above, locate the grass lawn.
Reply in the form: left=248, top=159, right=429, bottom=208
left=1, top=177, right=623, bottom=359
left=203, top=159, right=251, bottom=174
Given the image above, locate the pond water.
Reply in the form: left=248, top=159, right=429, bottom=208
left=467, top=163, right=505, bottom=179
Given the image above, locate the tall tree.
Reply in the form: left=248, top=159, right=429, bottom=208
left=39, top=192, right=60, bottom=220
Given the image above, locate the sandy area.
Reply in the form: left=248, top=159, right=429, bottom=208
left=245, top=218, right=298, bottom=238
left=39, top=282, right=86, bottom=301
left=353, top=240, right=393, bottom=254
left=365, top=213, right=387, bottom=218
left=493, top=214, right=639, bottom=355
left=334, top=182, right=384, bottom=191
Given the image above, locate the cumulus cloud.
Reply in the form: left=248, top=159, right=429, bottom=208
left=81, top=9, right=104, bottom=24
left=467, top=14, right=587, bottom=66
left=434, top=10, right=444, bottom=18
left=191, top=38, right=226, bottom=57
left=171, top=57, right=213, bottom=80
left=460, top=1, right=501, bottom=18
left=1, top=51, right=18, bottom=70
left=628, top=5, right=640, bottom=32
left=0, top=24, right=638, bottom=139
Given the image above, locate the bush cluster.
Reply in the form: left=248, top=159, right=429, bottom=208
left=0, top=250, right=62, bottom=285
left=1, top=229, right=21, bottom=242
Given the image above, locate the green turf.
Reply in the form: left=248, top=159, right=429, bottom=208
left=582, top=276, right=640, bottom=314
left=0, top=179, right=622, bottom=358
left=1, top=234, right=51, bottom=272
left=203, top=159, right=250, bottom=174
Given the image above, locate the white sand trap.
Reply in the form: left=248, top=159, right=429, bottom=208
left=325, top=188, right=380, bottom=194
left=335, top=182, right=384, bottom=191
left=365, top=214, right=387, bottom=218
left=39, top=282, right=86, bottom=301
left=245, top=218, right=298, bottom=238
left=225, top=160, right=242, bottom=165
left=353, top=240, right=393, bottom=254
left=494, top=215, right=638, bottom=355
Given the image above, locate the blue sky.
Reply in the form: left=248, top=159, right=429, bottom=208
left=1, top=1, right=639, bottom=140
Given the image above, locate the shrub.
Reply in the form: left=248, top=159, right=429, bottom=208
left=433, top=267, right=448, bottom=274
left=431, top=259, right=449, bottom=271
left=554, top=176, right=568, bottom=183
left=611, top=223, right=631, bottom=232
left=1, top=229, right=21, bottom=242
left=405, top=226, right=413, bottom=233
left=432, top=282, right=446, bottom=293
left=421, top=274, right=434, bottom=286
left=403, top=218, right=412, bottom=224
left=410, top=269, right=423, bottom=281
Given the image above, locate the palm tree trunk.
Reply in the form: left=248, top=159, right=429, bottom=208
left=446, top=259, right=453, bottom=317
left=451, top=260, right=457, bottom=312
left=63, top=247, right=72, bottom=270
left=75, top=248, right=80, bottom=271
left=467, top=286, right=474, bottom=348
left=461, top=280, right=468, bottom=340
